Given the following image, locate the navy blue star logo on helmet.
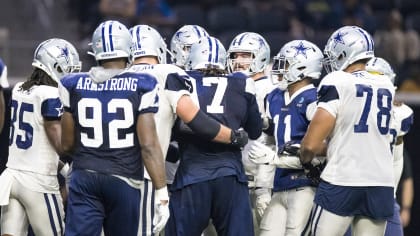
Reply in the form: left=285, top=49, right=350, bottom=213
left=292, top=41, right=310, bottom=58
left=332, top=31, right=348, bottom=48
left=57, top=46, right=70, bottom=63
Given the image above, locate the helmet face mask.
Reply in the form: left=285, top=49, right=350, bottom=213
left=228, top=51, right=253, bottom=74
left=323, top=26, right=374, bottom=73
left=186, top=36, right=226, bottom=71
left=170, top=25, right=209, bottom=68
left=32, top=38, right=81, bottom=82
left=90, top=20, right=133, bottom=63
left=227, top=32, right=270, bottom=76
left=271, top=40, right=323, bottom=90
left=130, top=24, right=168, bottom=64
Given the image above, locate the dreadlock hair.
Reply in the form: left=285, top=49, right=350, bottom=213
left=20, top=68, right=58, bottom=91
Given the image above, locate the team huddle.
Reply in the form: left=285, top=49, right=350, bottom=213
left=0, top=18, right=414, bottom=236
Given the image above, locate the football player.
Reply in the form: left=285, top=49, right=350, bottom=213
left=127, top=25, right=248, bottom=235
left=300, top=26, right=395, bottom=235
left=367, top=57, right=413, bottom=236
left=60, top=20, right=168, bottom=236
left=170, top=24, right=209, bottom=69
left=226, top=32, right=276, bottom=233
left=248, top=40, right=325, bottom=236
left=0, top=38, right=81, bottom=236
left=166, top=36, right=262, bottom=236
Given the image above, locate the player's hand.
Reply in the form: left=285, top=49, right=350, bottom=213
left=248, top=141, right=276, bottom=165
left=0, top=65, right=9, bottom=88
left=153, top=187, right=170, bottom=234
left=281, top=141, right=301, bottom=156
left=301, top=161, right=324, bottom=186
left=255, top=188, right=271, bottom=218
left=230, top=129, right=248, bottom=148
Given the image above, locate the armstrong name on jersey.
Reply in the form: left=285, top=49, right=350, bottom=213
left=75, top=76, right=139, bottom=92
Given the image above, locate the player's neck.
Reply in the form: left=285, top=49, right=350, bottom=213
left=133, top=57, right=159, bottom=65
left=100, top=60, right=127, bottom=69
left=251, top=72, right=265, bottom=81
left=288, top=79, right=310, bottom=96
left=344, top=63, right=366, bottom=73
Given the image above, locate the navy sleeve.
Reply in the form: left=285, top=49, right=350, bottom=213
left=166, top=73, right=193, bottom=93
left=318, top=85, right=339, bottom=103
left=243, top=92, right=262, bottom=140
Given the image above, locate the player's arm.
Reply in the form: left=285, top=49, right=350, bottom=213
left=137, top=112, right=167, bottom=189
left=168, top=72, right=246, bottom=146
left=176, top=95, right=233, bottom=143
left=243, top=77, right=263, bottom=139
left=0, top=86, right=4, bottom=132
left=61, top=111, right=75, bottom=154
left=300, top=107, right=334, bottom=164
left=44, top=118, right=64, bottom=154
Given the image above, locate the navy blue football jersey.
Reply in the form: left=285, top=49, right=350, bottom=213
left=171, top=71, right=262, bottom=190
left=266, top=85, right=318, bottom=191
left=59, top=71, right=159, bottom=180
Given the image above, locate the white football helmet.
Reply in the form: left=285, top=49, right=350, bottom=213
left=366, top=57, right=396, bottom=84
left=170, top=25, right=209, bottom=68
left=271, top=40, right=323, bottom=89
left=227, top=32, right=270, bottom=75
left=129, top=24, right=167, bottom=64
left=89, top=20, right=133, bottom=62
left=32, top=38, right=81, bottom=83
left=186, top=36, right=226, bottom=71
left=324, top=25, right=375, bottom=72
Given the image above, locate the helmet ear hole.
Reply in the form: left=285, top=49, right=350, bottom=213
left=56, top=66, right=63, bottom=73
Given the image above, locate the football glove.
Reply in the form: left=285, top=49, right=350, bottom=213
left=248, top=141, right=302, bottom=168
left=230, top=129, right=248, bottom=148
left=255, top=188, right=271, bottom=218
left=153, top=186, right=170, bottom=234
left=301, top=161, right=324, bottom=186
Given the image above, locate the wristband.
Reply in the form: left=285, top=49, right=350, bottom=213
left=59, top=163, right=70, bottom=177
left=155, top=186, right=169, bottom=201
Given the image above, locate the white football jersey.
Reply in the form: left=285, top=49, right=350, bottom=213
left=392, top=103, right=413, bottom=138
left=390, top=103, right=413, bottom=194
left=127, top=64, right=191, bottom=180
left=317, top=70, right=395, bottom=187
left=241, top=76, right=276, bottom=188
left=6, top=82, right=62, bottom=193
left=7, top=82, right=62, bottom=176
left=128, top=64, right=190, bottom=157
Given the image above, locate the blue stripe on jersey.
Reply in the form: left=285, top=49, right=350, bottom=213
left=401, top=114, right=413, bottom=133
left=41, top=98, right=62, bottom=118
left=318, top=85, right=339, bottom=103
left=207, top=37, right=212, bottom=63
left=109, top=22, right=114, bottom=51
